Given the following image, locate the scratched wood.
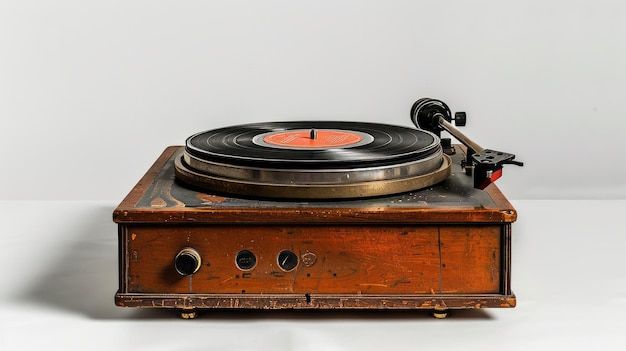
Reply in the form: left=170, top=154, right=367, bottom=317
left=440, top=226, right=501, bottom=293
left=116, top=293, right=516, bottom=309
left=123, top=224, right=502, bottom=295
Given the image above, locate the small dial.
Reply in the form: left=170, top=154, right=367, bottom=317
left=277, top=250, right=298, bottom=272
left=174, top=248, right=202, bottom=276
left=235, top=250, right=257, bottom=270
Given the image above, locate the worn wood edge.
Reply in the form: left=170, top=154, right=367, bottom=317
left=485, top=185, right=517, bottom=222
left=113, top=207, right=516, bottom=224
left=113, top=146, right=181, bottom=222
left=115, top=293, right=516, bottom=310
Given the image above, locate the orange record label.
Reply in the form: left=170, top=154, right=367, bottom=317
left=262, top=129, right=364, bottom=149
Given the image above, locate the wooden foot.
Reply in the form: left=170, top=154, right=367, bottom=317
left=178, top=310, right=198, bottom=319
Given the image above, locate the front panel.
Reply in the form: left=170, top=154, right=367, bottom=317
left=119, top=224, right=503, bottom=297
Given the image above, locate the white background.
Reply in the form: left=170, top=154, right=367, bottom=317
left=1, top=1, right=626, bottom=350
left=2, top=0, right=626, bottom=201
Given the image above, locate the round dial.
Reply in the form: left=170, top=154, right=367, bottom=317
left=235, top=250, right=257, bottom=270
left=277, top=250, right=298, bottom=272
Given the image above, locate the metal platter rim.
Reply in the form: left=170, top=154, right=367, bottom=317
left=181, top=147, right=445, bottom=185
left=174, top=153, right=452, bottom=199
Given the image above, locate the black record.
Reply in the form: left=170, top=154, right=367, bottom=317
left=184, top=121, right=441, bottom=169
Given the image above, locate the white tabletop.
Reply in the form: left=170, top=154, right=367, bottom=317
left=1, top=200, right=624, bottom=350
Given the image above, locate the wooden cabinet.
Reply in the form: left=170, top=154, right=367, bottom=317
left=114, top=146, right=517, bottom=317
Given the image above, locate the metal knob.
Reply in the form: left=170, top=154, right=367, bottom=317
left=174, top=248, right=202, bottom=276
left=454, top=112, right=467, bottom=126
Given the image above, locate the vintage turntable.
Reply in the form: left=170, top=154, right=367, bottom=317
left=113, top=98, right=522, bottom=318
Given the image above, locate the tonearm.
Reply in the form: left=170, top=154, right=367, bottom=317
left=411, top=98, right=523, bottom=189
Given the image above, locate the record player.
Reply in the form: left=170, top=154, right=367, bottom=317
left=113, top=98, right=522, bottom=318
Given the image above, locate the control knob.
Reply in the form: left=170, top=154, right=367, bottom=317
left=174, top=248, right=202, bottom=276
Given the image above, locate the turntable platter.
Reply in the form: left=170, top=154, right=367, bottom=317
left=174, top=121, right=451, bottom=199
